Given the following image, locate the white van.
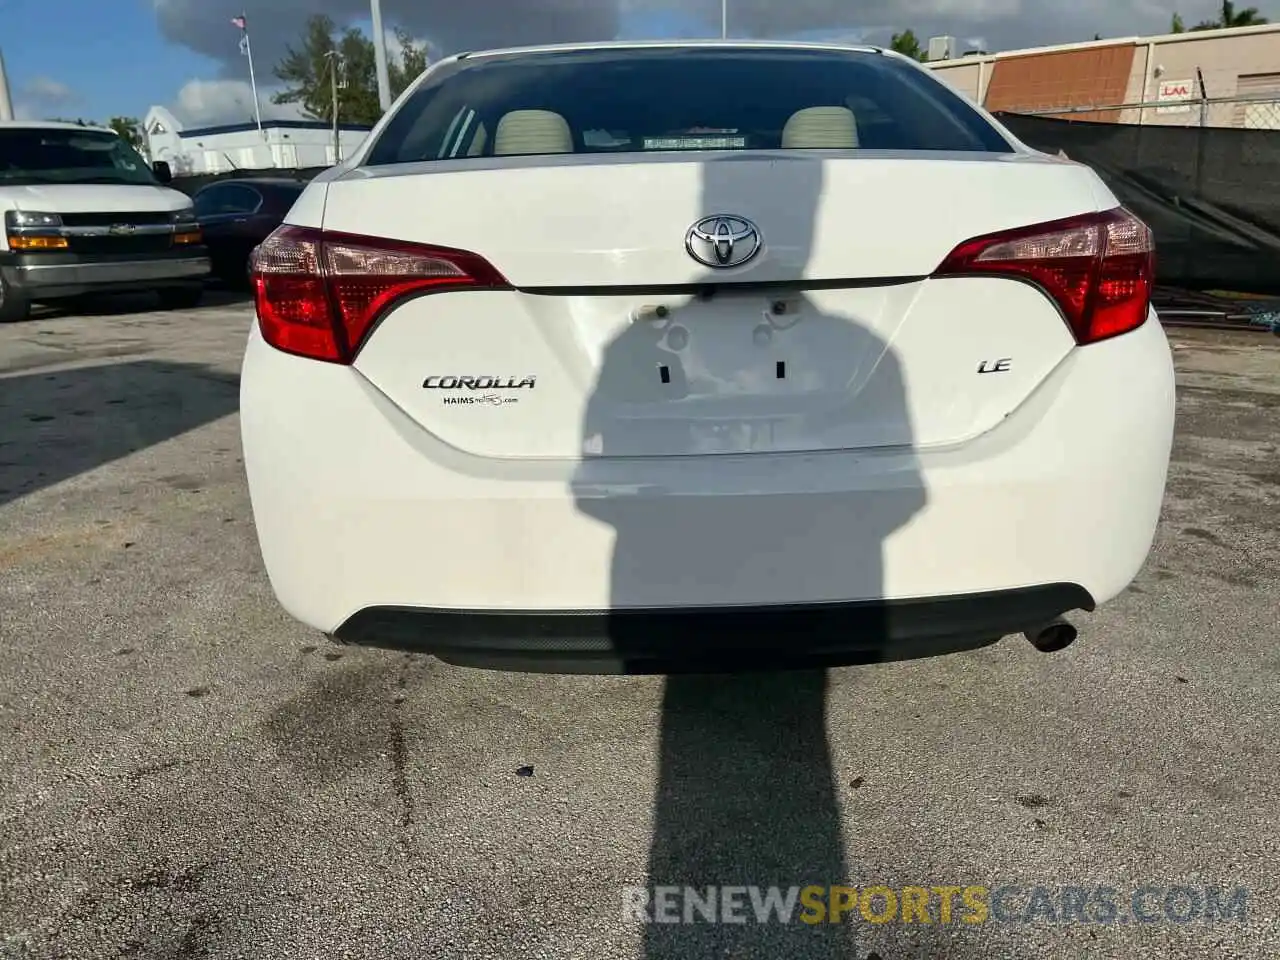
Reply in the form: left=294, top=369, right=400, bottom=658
left=0, top=120, right=210, bottom=322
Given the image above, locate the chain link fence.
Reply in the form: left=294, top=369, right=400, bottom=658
left=1014, top=94, right=1280, bottom=130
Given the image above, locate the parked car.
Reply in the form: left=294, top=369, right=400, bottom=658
left=240, top=41, right=1176, bottom=674
left=192, top=177, right=305, bottom=287
left=0, top=120, right=208, bottom=322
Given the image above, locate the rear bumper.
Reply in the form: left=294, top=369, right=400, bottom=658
left=241, top=312, right=1176, bottom=666
left=335, top=584, right=1095, bottom=673
left=0, top=249, right=210, bottom=299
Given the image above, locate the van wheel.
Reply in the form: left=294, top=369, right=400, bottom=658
left=0, top=279, right=31, bottom=323
left=157, top=284, right=205, bottom=310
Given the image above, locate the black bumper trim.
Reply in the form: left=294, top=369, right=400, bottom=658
left=333, top=584, right=1097, bottom=674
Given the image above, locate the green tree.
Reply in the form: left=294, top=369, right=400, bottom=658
left=271, top=14, right=429, bottom=126
left=108, top=116, right=143, bottom=150
left=390, top=28, right=429, bottom=91
left=889, top=29, right=925, bottom=61
left=1171, top=12, right=1186, bottom=31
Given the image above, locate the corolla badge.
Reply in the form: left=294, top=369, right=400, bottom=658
left=422, top=374, right=535, bottom=406
left=685, top=215, right=761, bottom=269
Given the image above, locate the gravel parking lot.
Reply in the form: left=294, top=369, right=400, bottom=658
left=1, top=296, right=1277, bottom=959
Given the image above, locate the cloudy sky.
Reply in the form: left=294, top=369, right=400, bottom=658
left=1, top=0, right=1276, bottom=125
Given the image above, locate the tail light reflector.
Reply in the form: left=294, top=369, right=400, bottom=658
left=250, top=226, right=509, bottom=363
left=933, top=207, right=1155, bottom=345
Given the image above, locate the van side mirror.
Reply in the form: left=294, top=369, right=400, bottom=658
left=153, top=161, right=173, bottom=184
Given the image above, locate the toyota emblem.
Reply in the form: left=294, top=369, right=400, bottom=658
left=685, top=215, right=761, bottom=269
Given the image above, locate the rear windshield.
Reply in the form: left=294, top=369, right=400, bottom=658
left=366, top=47, right=1013, bottom=166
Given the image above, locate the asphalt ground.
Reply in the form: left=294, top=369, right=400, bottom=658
left=1, top=294, right=1277, bottom=959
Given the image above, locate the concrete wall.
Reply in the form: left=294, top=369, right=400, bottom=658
left=932, top=59, right=985, bottom=104
left=1130, top=29, right=1280, bottom=127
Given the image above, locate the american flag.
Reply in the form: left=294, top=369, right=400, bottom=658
left=231, top=15, right=247, bottom=30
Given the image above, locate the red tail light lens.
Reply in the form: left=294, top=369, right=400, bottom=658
left=250, top=226, right=509, bottom=363
left=933, top=208, right=1155, bottom=345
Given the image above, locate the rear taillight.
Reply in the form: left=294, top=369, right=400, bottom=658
left=933, top=207, right=1155, bottom=345
left=250, top=226, right=509, bottom=363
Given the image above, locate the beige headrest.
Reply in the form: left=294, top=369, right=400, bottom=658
left=493, top=110, right=574, bottom=156
left=781, top=107, right=859, bottom=149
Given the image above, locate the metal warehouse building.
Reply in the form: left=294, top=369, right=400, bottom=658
left=926, top=22, right=1280, bottom=128
left=143, top=106, right=373, bottom=175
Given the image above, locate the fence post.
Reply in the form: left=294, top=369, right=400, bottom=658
left=1196, top=66, right=1209, bottom=128
left=1192, top=67, right=1210, bottom=285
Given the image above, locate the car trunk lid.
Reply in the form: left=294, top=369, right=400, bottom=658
left=331, top=153, right=1097, bottom=458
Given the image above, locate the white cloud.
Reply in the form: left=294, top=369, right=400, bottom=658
left=170, top=78, right=306, bottom=127
left=23, top=76, right=76, bottom=102
left=12, top=75, right=79, bottom=121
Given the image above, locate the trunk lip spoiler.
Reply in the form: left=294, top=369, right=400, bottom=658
left=513, top=276, right=927, bottom=297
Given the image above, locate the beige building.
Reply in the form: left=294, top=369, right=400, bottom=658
left=926, top=22, right=1280, bottom=128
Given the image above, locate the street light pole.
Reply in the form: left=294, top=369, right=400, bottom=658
left=370, top=0, right=392, bottom=112
left=326, top=51, right=342, bottom=163
left=721, top=0, right=728, bottom=38
left=0, top=48, right=14, bottom=121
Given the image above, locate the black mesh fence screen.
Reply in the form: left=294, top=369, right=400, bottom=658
left=996, top=112, right=1280, bottom=294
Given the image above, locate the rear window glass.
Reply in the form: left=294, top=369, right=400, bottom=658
left=366, top=47, right=1013, bottom=166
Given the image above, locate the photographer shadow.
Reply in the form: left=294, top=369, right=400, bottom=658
left=572, top=137, right=927, bottom=955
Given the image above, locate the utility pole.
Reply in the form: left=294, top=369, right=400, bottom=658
left=370, top=0, right=392, bottom=112
left=721, top=0, right=728, bottom=38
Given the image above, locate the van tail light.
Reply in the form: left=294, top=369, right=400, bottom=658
left=250, top=226, right=509, bottom=363
left=933, top=207, right=1155, bottom=345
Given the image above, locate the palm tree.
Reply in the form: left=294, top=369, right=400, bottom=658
left=1190, top=0, right=1268, bottom=30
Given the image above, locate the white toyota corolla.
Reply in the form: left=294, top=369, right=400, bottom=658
left=240, top=41, right=1176, bottom=673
